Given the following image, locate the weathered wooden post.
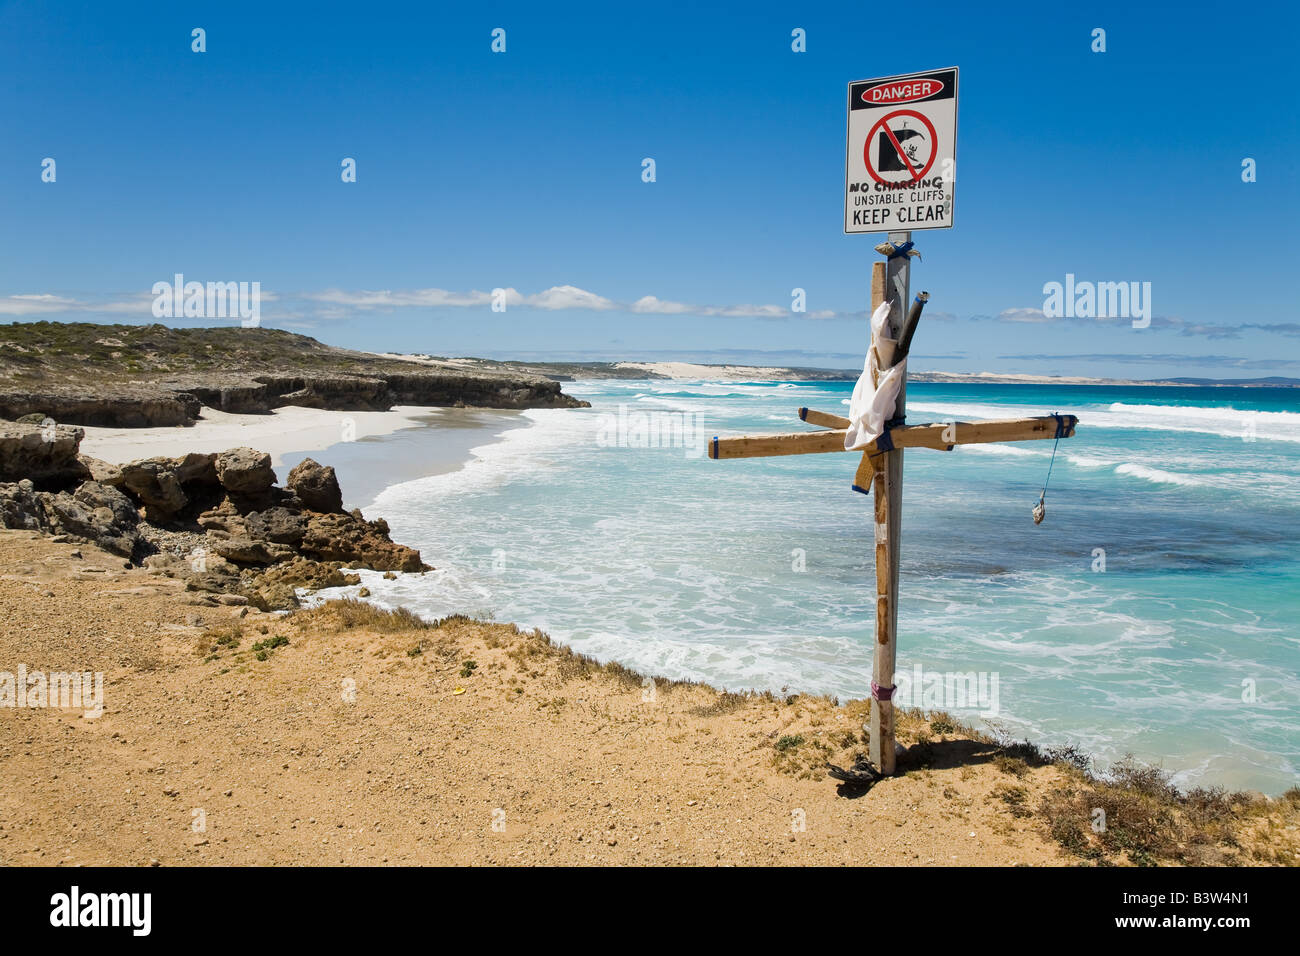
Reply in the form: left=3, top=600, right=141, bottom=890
left=706, top=66, right=1084, bottom=784
left=867, top=231, right=912, bottom=774
left=708, top=400, right=1081, bottom=766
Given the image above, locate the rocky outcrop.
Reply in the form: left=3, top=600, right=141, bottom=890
left=239, top=558, right=363, bottom=613
left=0, top=419, right=430, bottom=607
left=245, top=507, right=307, bottom=545
left=0, top=372, right=587, bottom=428
left=79, top=455, right=125, bottom=486
left=210, top=536, right=282, bottom=565
left=0, top=420, right=90, bottom=485
left=286, top=458, right=343, bottom=513
left=0, top=478, right=140, bottom=556
left=0, top=323, right=590, bottom=427
left=214, top=447, right=275, bottom=495
left=45, top=482, right=141, bottom=557
left=0, top=387, right=200, bottom=428
left=381, top=371, right=582, bottom=411
left=119, top=457, right=191, bottom=521
left=299, top=512, right=425, bottom=572
left=116, top=448, right=272, bottom=523
left=173, top=371, right=589, bottom=419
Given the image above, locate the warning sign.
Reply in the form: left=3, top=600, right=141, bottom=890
left=845, top=67, right=958, bottom=234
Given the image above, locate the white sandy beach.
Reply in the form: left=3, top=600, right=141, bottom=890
left=77, top=402, right=531, bottom=512
left=78, top=405, right=441, bottom=467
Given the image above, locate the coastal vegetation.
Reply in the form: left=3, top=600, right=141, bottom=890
left=0, top=321, right=588, bottom=426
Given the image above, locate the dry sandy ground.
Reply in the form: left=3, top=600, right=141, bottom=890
left=0, top=530, right=1085, bottom=866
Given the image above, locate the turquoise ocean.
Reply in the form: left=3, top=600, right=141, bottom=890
left=327, top=381, right=1300, bottom=794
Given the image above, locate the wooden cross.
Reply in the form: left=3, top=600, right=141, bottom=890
left=706, top=232, right=1079, bottom=776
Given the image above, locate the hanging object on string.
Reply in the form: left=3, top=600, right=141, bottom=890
left=1033, top=413, right=1069, bottom=525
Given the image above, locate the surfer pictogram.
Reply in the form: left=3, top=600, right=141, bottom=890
left=877, top=123, right=929, bottom=172
left=864, top=109, right=938, bottom=185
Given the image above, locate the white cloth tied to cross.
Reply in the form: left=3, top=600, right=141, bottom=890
left=844, top=299, right=906, bottom=451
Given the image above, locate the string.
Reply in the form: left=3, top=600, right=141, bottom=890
left=1041, top=431, right=1060, bottom=499
left=1035, top=413, right=1065, bottom=520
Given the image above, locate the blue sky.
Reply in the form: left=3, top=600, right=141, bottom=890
left=1, top=0, right=1296, bottom=378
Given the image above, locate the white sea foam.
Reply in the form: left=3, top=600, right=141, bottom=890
left=957, top=443, right=1048, bottom=458
left=1106, top=403, right=1300, bottom=443
left=1113, top=462, right=1204, bottom=486
left=908, top=399, right=1300, bottom=443
left=371, top=406, right=593, bottom=506
left=908, top=399, right=1051, bottom=421
left=1066, top=454, right=1111, bottom=468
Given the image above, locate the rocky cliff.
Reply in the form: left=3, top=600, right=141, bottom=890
left=0, top=322, right=589, bottom=427
left=0, top=419, right=428, bottom=610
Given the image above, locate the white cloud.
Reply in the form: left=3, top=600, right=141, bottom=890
left=634, top=295, right=829, bottom=319
left=2, top=285, right=1287, bottom=344
left=95, top=292, right=163, bottom=314
left=304, top=285, right=812, bottom=319
left=709, top=303, right=788, bottom=318
left=524, top=285, right=616, bottom=311
left=307, top=288, right=494, bottom=308
left=0, top=287, right=281, bottom=318
left=998, top=307, right=1051, bottom=323
left=630, top=295, right=694, bottom=314
left=311, top=285, right=623, bottom=312
left=0, top=283, right=863, bottom=324
left=0, top=294, right=82, bottom=315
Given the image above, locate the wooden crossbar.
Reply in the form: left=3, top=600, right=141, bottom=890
left=707, top=414, right=1077, bottom=460
left=797, top=407, right=852, bottom=429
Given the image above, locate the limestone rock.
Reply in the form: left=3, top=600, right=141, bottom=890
left=0, top=388, right=200, bottom=427
left=73, top=481, right=139, bottom=527
left=244, top=507, right=306, bottom=545
left=78, top=455, right=125, bottom=487
left=286, top=458, right=343, bottom=513
left=196, top=498, right=249, bottom=536
left=0, top=420, right=89, bottom=485
left=1, top=414, right=429, bottom=610
left=120, top=457, right=188, bottom=521
left=0, top=480, right=44, bottom=532
left=174, top=452, right=218, bottom=487
left=240, top=557, right=361, bottom=611
left=210, top=536, right=277, bottom=566
left=215, top=447, right=275, bottom=495
left=299, top=512, right=427, bottom=572
left=44, top=491, right=138, bottom=556
left=0, top=479, right=139, bottom=557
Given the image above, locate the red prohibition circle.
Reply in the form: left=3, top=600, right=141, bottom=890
left=864, top=109, right=938, bottom=185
